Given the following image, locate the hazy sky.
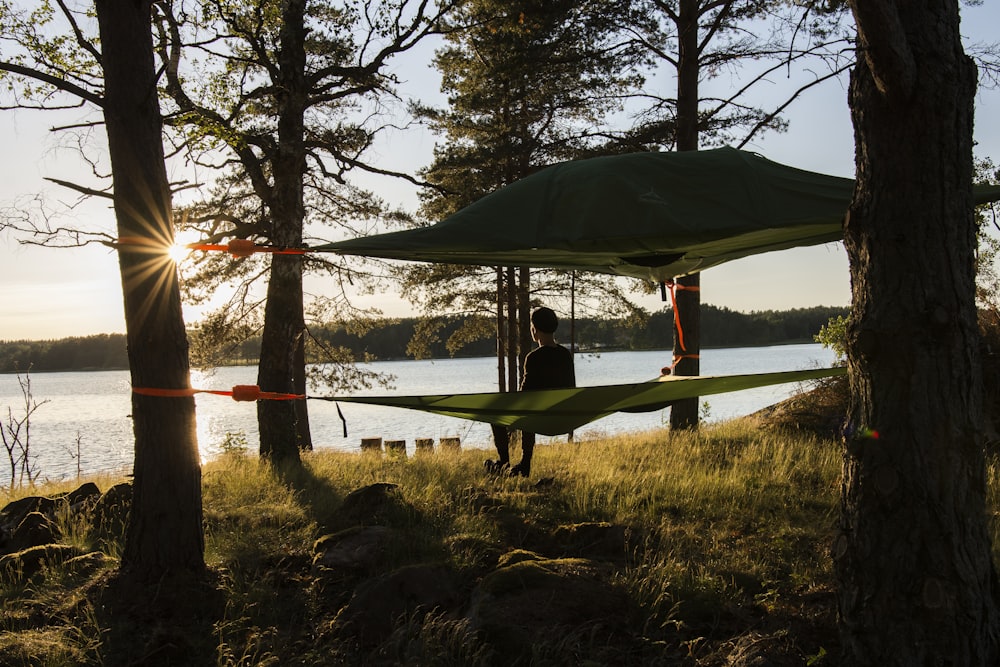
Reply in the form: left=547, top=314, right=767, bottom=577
left=2, top=3, right=999, bottom=341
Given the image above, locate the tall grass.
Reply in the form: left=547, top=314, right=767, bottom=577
left=0, top=419, right=966, bottom=665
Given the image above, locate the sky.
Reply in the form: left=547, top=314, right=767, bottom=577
left=2, top=3, right=999, bottom=341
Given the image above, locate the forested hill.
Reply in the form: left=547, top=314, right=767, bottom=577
left=1, top=305, right=847, bottom=373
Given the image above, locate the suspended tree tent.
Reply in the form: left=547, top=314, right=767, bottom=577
left=314, top=147, right=1000, bottom=433
left=317, top=147, right=1000, bottom=281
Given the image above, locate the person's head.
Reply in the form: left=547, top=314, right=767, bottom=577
left=530, top=307, right=558, bottom=337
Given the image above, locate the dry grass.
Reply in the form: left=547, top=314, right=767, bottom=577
left=4, top=389, right=989, bottom=665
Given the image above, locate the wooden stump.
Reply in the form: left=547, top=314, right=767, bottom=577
left=385, top=439, right=407, bottom=459
left=415, top=438, right=434, bottom=455
left=360, top=437, right=382, bottom=455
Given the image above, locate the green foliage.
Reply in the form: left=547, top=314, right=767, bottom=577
left=975, top=156, right=1000, bottom=311
left=814, top=314, right=848, bottom=363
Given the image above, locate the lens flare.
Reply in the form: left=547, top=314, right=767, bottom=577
left=167, top=230, right=203, bottom=264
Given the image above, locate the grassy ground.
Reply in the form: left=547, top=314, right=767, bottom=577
left=1, top=382, right=997, bottom=665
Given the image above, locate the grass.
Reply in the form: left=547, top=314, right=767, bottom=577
left=0, top=403, right=968, bottom=666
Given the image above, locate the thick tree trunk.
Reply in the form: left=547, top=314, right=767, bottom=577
left=670, top=274, right=700, bottom=428
left=257, top=0, right=309, bottom=463
left=837, top=2, right=999, bottom=663
left=670, top=0, right=702, bottom=430
left=98, top=0, right=204, bottom=578
left=257, top=256, right=305, bottom=463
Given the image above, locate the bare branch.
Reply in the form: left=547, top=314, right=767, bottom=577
left=43, top=177, right=114, bottom=200
left=0, top=61, right=104, bottom=108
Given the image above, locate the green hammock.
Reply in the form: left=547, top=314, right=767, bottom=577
left=329, top=366, right=845, bottom=436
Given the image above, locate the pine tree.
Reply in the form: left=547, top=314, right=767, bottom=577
left=158, top=0, right=452, bottom=463
left=408, top=0, right=648, bottom=390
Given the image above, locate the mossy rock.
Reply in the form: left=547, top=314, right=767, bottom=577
left=496, top=548, right=544, bottom=569
left=334, top=483, right=418, bottom=528
left=333, top=562, right=462, bottom=646
left=0, top=544, right=83, bottom=583
left=312, top=525, right=400, bottom=573
left=469, top=557, right=632, bottom=659
left=547, top=522, right=629, bottom=560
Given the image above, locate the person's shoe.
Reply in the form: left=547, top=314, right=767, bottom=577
left=508, top=463, right=530, bottom=478
left=484, top=459, right=509, bottom=475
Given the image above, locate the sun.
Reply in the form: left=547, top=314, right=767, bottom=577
left=167, top=230, right=203, bottom=264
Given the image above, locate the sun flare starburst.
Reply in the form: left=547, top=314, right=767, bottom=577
left=167, top=230, right=204, bottom=264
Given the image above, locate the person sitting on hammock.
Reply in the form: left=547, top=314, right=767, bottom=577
left=486, top=306, right=576, bottom=477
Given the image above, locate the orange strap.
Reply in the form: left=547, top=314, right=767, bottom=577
left=663, top=280, right=701, bottom=352
left=187, top=239, right=308, bottom=258
left=660, top=353, right=701, bottom=376
left=133, top=385, right=305, bottom=401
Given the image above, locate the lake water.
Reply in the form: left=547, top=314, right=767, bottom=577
left=0, top=344, right=835, bottom=482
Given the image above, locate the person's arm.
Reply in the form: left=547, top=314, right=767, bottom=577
left=521, top=350, right=539, bottom=391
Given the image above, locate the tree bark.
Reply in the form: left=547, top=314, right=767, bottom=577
left=670, top=0, right=702, bottom=430
left=837, top=1, right=1000, bottom=663
left=257, top=0, right=309, bottom=463
left=506, top=266, right=518, bottom=388
left=98, top=0, right=204, bottom=578
left=517, top=266, right=531, bottom=379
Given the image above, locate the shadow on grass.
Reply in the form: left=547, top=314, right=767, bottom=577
left=86, top=568, right=225, bottom=667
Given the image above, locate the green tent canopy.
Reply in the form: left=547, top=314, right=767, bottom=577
left=328, top=367, right=846, bottom=436
left=312, top=148, right=997, bottom=435
left=316, top=147, right=1000, bottom=281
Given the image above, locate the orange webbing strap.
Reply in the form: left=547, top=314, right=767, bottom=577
left=187, top=239, right=308, bottom=258
left=133, top=385, right=305, bottom=401
left=660, top=353, right=701, bottom=376
left=662, top=280, right=701, bottom=352
left=134, top=386, right=349, bottom=436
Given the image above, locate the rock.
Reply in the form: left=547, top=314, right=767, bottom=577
left=1, top=495, right=57, bottom=537
left=312, top=526, right=399, bottom=573
left=0, top=483, right=103, bottom=554
left=468, top=556, right=631, bottom=660
left=548, top=522, right=629, bottom=560
left=334, top=563, right=462, bottom=645
left=64, top=551, right=108, bottom=577
left=0, top=544, right=82, bottom=583
left=726, top=631, right=804, bottom=667
left=63, top=482, right=101, bottom=509
left=91, top=482, right=132, bottom=542
left=496, top=548, right=543, bottom=568
left=335, top=483, right=414, bottom=527
left=8, top=511, right=60, bottom=552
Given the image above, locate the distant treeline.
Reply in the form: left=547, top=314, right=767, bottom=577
left=1, top=305, right=847, bottom=373
left=0, top=334, right=130, bottom=373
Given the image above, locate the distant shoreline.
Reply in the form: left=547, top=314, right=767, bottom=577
left=1, top=338, right=824, bottom=375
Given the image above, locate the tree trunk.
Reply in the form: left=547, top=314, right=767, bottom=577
left=836, top=2, right=1000, bottom=663
left=97, top=0, right=204, bottom=578
left=506, top=266, right=518, bottom=387
left=496, top=267, right=507, bottom=392
left=670, top=0, right=702, bottom=430
left=517, top=266, right=531, bottom=377
left=293, top=326, right=312, bottom=451
left=257, top=0, right=309, bottom=463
